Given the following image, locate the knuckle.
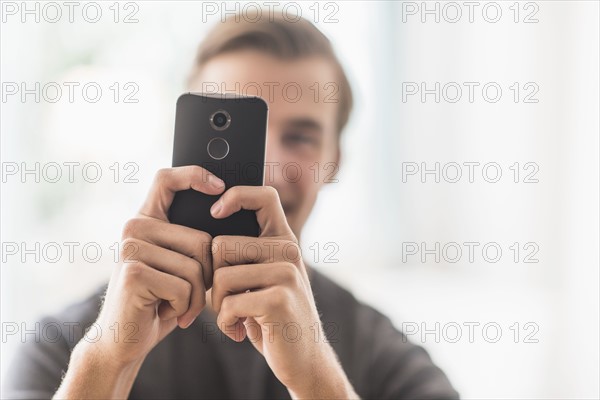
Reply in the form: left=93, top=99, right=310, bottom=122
left=191, top=229, right=213, bottom=258
left=155, top=168, right=171, bottom=185
left=220, top=295, right=233, bottom=312
left=193, top=258, right=205, bottom=277
left=211, top=235, right=227, bottom=256
left=282, top=242, right=301, bottom=263
left=196, top=229, right=213, bottom=244
left=122, top=217, right=145, bottom=239
left=199, top=259, right=213, bottom=291
left=265, top=186, right=280, bottom=201
left=280, top=262, right=300, bottom=285
left=225, top=187, right=240, bottom=204
left=179, top=280, right=193, bottom=300
left=189, top=165, right=210, bottom=184
left=212, top=235, right=226, bottom=248
left=186, top=164, right=203, bottom=176
left=121, top=262, right=146, bottom=285
left=120, top=237, right=139, bottom=249
left=193, top=230, right=213, bottom=251
left=216, top=312, right=228, bottom=328
left=120, top=237, right=143, bottom=262
left=212, top=267, right=225, bottom=288
left=187, top=259, right=208, bottom=292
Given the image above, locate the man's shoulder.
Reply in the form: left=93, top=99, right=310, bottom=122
left=309, top=267, right=393, bottom=328
left=308, top=268, right=459, bottom=399
left=308, top=267, right=406, bottom=351
left=309, top=267, right=356, bottom=303
left=1, top=285, right=108, bottom=400
left=47, top=284, right=107, bottom=349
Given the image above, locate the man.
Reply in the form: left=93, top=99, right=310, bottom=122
left=3, top=15, right=458, bottom=399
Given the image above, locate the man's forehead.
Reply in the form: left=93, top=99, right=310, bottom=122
left=194, top=50, right=337, bottom=86
left=192, top=50, right=339, bottom=131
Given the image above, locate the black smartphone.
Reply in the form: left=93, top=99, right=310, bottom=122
left=168, top=93, right=268, bottom=237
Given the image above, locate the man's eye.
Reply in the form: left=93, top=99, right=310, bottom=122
left=283, top=133, right=317, bottom=146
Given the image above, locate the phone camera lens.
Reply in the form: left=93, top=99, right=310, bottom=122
left=210, top=110, right=231, bottom=131
left=215, top=114, right=226, bottom=126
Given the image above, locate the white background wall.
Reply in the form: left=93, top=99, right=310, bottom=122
left=1, top=1, right=598, bottom=398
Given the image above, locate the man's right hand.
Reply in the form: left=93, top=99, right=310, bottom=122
left=93, top=166, right=225, bottom=366
left=55, top=166, right=225, bottom=399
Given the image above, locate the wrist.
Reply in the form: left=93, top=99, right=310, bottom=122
left=55, top=340, right=144, bottom=399
left=287, top=345, right=358, bottom=399
left=73, top=339, right=145, bottom=376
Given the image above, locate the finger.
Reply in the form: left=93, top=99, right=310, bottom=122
left=140, top=166, right=225, bottom=221
left=122, top=217, right=214, bottom=289
left=122, top=261, right=192, bottom=325
left=210, top=186, right=294, bottom=239
left=220, top=317, right=247, bottom=342
left=120, top=238, right=206, bottom=328
left=217, top=287, right=291, bottom=339
left=217, top=290, right=267, bottom=342
left=212, top=262, right=299, bottom=313
left=211, top=236, right=301, bottom=271
left=243, top=317, right=262, bottom=344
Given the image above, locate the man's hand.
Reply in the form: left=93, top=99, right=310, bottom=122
left=55, top=166, right=224, bottom=399
left=210, top=186, right=358, bottom=399
left=97, top=166, right=224, bottom=364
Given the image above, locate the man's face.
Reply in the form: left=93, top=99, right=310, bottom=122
left=191, top=50, right=341, bottom=238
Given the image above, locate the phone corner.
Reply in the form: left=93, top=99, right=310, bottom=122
left=176, top=92, right=192, bottom=107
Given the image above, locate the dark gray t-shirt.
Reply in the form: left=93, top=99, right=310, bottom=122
left=2, top=269, right=459, bottom=399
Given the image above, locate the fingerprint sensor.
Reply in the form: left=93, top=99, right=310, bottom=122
left=207, top=137, right=229, bottom=160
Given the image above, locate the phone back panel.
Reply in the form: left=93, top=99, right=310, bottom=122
left=168, top=93, right=268, bottom=237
